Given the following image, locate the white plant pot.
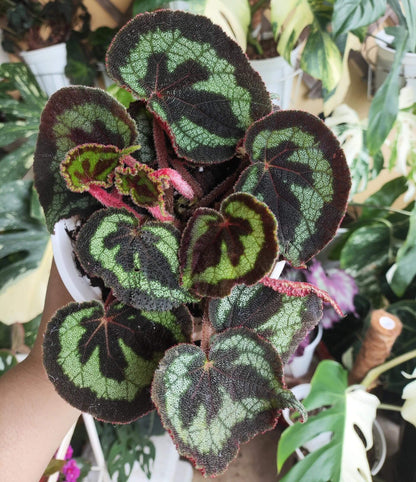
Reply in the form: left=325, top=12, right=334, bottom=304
left=282, top=383, right=387, bottom=475
left=20, top=42, right=70, bottom=97
left=374, top=29, right=416, bottom=96
left=285, top=323, right=323, bottom=378
left=250, top=46, right=301, bottom=109
left=51, top=217, right=102, bottom=302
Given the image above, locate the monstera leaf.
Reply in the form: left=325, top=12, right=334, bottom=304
left=277, top=360, right=380, bottom=482
left=209, top=282, right=323, bottom=363
left=33, top=87, right=138, bottom=231
left=180, top=192, right=278, bottom=297
left=236, top=110, right=350, bottom=267
left=106, top=10, right=271, bottom=164
left=75, top=208, right=198, bottom=311
left=152, top=327, right=306, bottom=477
left=43, top=299, right=192, bottom=423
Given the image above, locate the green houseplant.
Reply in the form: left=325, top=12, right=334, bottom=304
left=277, top=353, right=416, bottom=481
left=0, top=0, right=109, bottom=90
left=33, top=9, right=351, bottom=477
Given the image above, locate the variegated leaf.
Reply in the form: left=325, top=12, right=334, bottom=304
left=75, top=208, right=198, bottom=311
left=209, top=282, right=323, bottom=362
left=106, top=10, right=271, bottom=164
left=61, top=144, right=140, bottom=192
left=43, top=300, right=192, bottom=423
left=33, top=87, right=138, bottom=231
left=152, top=327, right=305, bottom=477
left=180, top=192, right=278, bottom=297
left=237, top=110, right=350, bottom=267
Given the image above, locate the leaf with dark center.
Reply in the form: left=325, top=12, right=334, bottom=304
left=115, top=164, right=165, bottom=209
left=33, top=86, right=138, bottom=231
left=43, top=299, right=192, bottom=423
left=61, top=144, right=140, bottom=192
left=106, top=10, right=271, bottom=164
left=75, top=208, right=199, bottom=311
left=209, top=282, right=323, bottom=363
left=236, top=110, right=350, bottom=267
left=151, top=327, right=305, bottom=477
left=180, top=192, right=278, bottom=298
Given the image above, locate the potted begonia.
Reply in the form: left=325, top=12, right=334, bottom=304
left=33, top=9, right=351, bottom=477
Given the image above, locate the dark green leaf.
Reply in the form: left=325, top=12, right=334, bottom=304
left=180, top=192, right=278, bottom=297
left=237, top=110, right=350, bottom=267
left=106, top=10, right=271, bottom=163
left=33, top=87, right=138, bottom=231
left=43, top=299, right=192, bottom=422
left=152, top=327, right=305, bottom=477
left=367, top=26, right=409, bottom=156
left=209, top=283, right=323, bottom=362
left=0, top=181, right=49, bottom=291
left=361, top=177, right=408, bottom=220
left=340, top=223, right=391, bottom=305
left=0, top=350, right=17, bottom=376
left=389, top=204, right=416, bottom=296
left=76, top=208, right=198, bottom=311
left=385, top=301, right=416, bottom=393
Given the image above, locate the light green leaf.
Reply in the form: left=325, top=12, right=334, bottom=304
left=271, top=0, right=342, bottom=92
left=277, top=360, right=380, bottom=481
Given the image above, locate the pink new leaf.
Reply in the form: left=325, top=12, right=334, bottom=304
left=261, top=276, right=344, bottom=317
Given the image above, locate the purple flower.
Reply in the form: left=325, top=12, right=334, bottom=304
left=62, top=459, right=80, bottom=482
left=304, top=259, right=358, bottom=328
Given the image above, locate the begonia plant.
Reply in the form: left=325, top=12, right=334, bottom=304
left=33, top=9, right=350, bottom=477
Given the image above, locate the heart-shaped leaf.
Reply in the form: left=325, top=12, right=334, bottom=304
left=43, top=299, right=192, bottom=423
left=75, top=208, right=198, bottom=310
left=236, top=110, right=350, bottom=267
left=180, top=192, right=278, bottom=297
left=151, top=327, right=305, bottom=477
left=209, top=282, right=323, bottom=363
left=106, top=10, right=271, bottom=164
left=34, top=87, right=138, bottom=231
left=61, top=144, right=140, bottom=192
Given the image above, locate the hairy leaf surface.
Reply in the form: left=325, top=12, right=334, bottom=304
left=106, top=10, right=271, bottom=164
left=152, top=327, right=305, bottom=477
left=209, top=283, right=323, bottom=362
left=33, top=87, right=138, bottom=231
left=75, top=208, right=198, bottom=310
left=43, top=300, right=192, bottom=422
left=237, top=110, right=350, bottom=267
left=180, top=192, right=278, bottom=297
left=61, top=144, right=140, bottom=192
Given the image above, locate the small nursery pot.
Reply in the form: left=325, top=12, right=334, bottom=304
left=285, top=323, right=323, bottom=378
left=282, top=383, right=387, bottom=475
left=51, top=217, right=101, bottom=302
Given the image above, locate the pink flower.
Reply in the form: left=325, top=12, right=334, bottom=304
left=65, top=445, right=73, bottom=461
left=62, top=459, right=80, bottom=482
